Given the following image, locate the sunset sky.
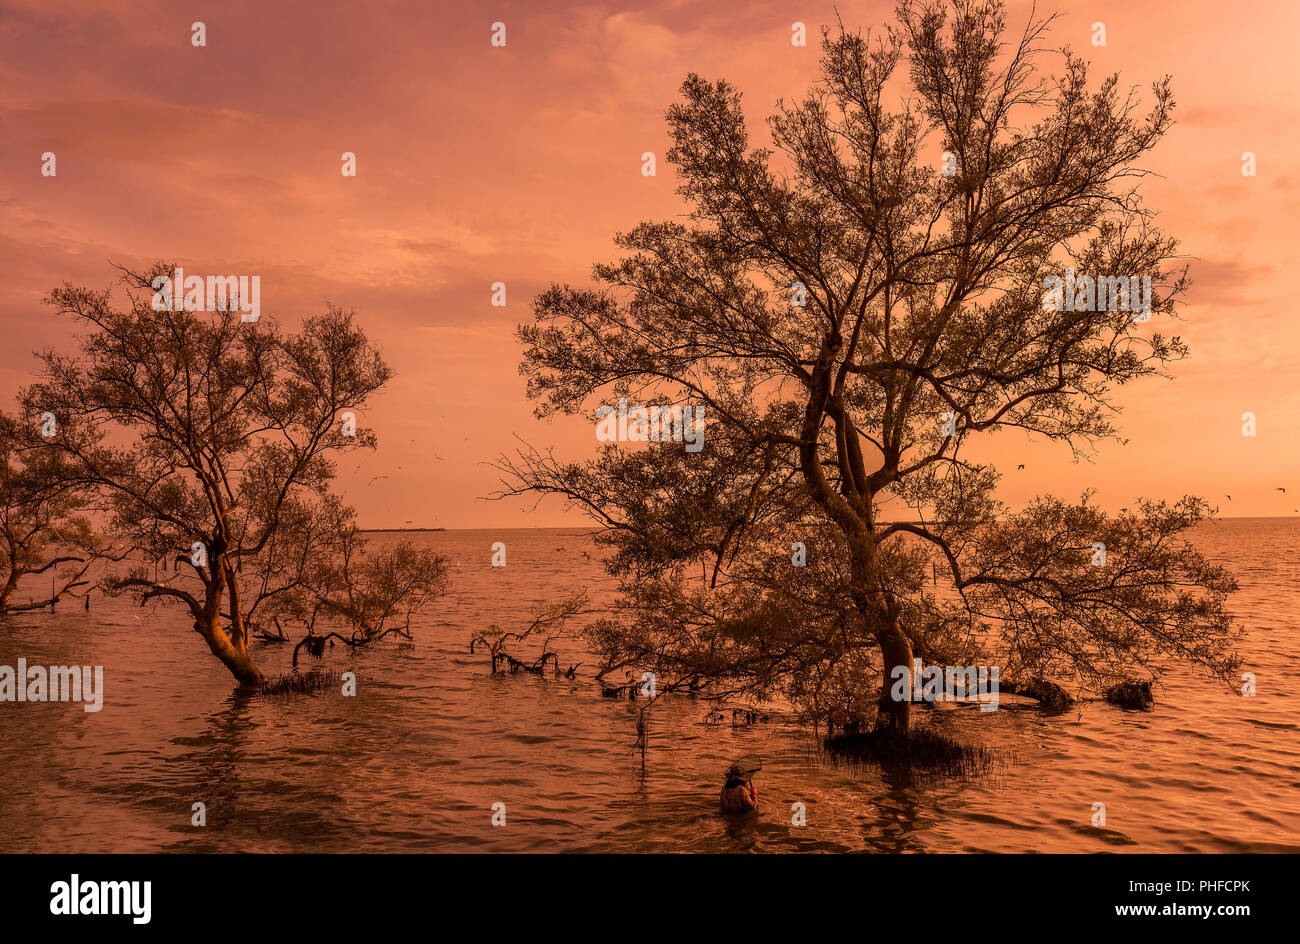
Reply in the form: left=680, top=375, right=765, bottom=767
left=1, top=0, right=1296, bottom=528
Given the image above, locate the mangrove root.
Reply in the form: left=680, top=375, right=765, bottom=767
left=823, top=723, right=1000, bottom=777
left=255, top=668, right=343, bottom=698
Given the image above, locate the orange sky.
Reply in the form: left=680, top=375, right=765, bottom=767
left=1, top=0, right=1297, bottom=528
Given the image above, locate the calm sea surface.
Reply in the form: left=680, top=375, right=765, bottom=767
left=1, top=520, right=1297, bottom=853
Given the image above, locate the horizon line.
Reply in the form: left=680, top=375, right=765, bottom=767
left=358, top=515, right=1300, bottom=532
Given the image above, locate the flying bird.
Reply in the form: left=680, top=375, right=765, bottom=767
left=1016, top=464, right=1025, bottom=471
left=369, top=475, right=389, bottom=485
left=1278, top=487, right=1287, bottom=494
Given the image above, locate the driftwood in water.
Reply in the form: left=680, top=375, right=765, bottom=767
left=597, top=671, right=701, bottom=700
left=254, top=616, right=291, bottom=643
left=499, top=650, right=577, bottom=677
left=997, top=678, right=1075, bottom=713
left=470, top=592, right=586, bottom=679
left=1103, top=679, right=1154, bottom=710
left=705, top=706, right=772, bottom=726
left=291, top=625, right=408, bottom=666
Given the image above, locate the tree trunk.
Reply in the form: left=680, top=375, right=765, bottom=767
left=223, top=552, right=248, bottom=653
left=191, top=549, right=265, bottom=686
left=0, top=550, right=24, bottom=611
left=876, top=617, right=914, bottom=735
left=194, top=610, right=267, bottom=686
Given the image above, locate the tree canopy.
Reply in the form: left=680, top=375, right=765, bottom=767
left=501, top=0, right=1240, bottom=733
left=22, top=263, right=446, bottom=684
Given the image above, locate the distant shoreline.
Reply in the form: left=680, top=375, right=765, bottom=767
left=357, top=517, right=1296, bottom=533
left=360, top=527, right=448, bottom=532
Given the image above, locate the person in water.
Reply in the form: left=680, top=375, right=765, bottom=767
left=720, top=763, right=758, bottom=813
